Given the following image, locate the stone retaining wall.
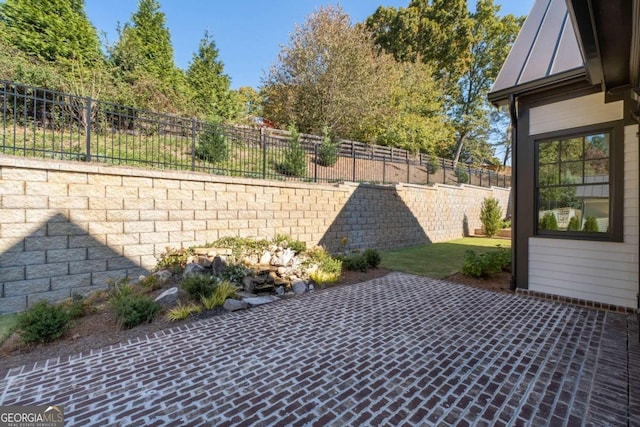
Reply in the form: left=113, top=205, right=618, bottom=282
left=0, top=157, right=510, bottom=313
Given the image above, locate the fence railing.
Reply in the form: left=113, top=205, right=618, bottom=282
left=0, top=80, right=511, bottom=188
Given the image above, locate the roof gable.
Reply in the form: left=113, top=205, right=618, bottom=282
left=489, top=0, right=585, bottom=103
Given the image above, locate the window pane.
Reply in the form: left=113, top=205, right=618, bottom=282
left=560, top=137, right=582, bottom=161
left=538, top=163, right=559, bottom=185
left=560, top=161, right=582, bottom=184
left=538, top=140, right=559, bottom=163
left=586, top=133, right=609, bottom=157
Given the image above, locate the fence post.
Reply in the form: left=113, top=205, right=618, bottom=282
left=406, top=158, right=410, bottom=183
left=261, top=127, right=267, bottom=179
left=442, top=159, right=446, bottom=184
left=313, top=143, right=318, bottom=183
left=351, top=141, right=356, bottom=182
left=85, top=97, right=92, bottom=162
left=383, top=157, right=386, bottom=184
left=191, top=119, right=196, bottom=171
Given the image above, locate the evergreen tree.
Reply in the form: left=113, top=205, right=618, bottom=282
left=187, top=31, right=237, bottom=120
left=110, top=0, right=175, bottom=81
left=0, top=0, right=101, bottom=64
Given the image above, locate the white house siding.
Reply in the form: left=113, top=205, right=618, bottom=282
left=527, top=93, right=638, bottom=308
left=529, top=92, right=623, bottom=135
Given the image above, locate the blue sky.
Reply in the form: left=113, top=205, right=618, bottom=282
left=85, top=0, right=535, bottom=90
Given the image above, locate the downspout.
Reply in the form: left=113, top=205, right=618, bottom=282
left=508, top=93, right=518, bottom=291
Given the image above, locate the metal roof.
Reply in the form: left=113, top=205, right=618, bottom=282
left=489, top=0, right=586, bottom=103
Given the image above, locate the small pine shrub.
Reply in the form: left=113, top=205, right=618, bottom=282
left=316, top=127, right=339, bottom=167
left=277, top=124, right=307, bottom=177
left=427, top=156, right=440, bottom=174
left=17, top=300, right=71, bottom=343
left=583, top=216, right=599, bottom=232
left=539, top=212, right=558, bottom=230
left=111, top=295, right=161, bottom=329
left=480, top=197, right=502, bottom=238
left=181, top=274, right=217, bottom=299
left=195, top=122, right=228, bottom=164
left=567, top=215, right=581, bottom=231
left=456, top=166, right=469, bottom=184
left=363, top=249, right=381, bottom=269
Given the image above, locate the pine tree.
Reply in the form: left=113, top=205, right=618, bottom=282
left=0, top=0, right=101, bottom=64
left=186, top=31, right=238, bottom=120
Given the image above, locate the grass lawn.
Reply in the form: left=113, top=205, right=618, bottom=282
left=380, top=237, right=511, bottom=279
left=0, top=313, right=18, bottom=344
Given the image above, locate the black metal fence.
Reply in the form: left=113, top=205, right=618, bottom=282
left=0, top=80, right=510, bottom=188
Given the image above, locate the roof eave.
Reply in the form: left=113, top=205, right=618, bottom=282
left=488, top=67, right=588, bottom=105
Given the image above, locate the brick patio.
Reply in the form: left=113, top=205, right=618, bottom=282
left=1, top=272, right=638, bottom=426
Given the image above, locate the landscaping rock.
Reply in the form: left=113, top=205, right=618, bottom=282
left=275, top=286, right=285, bottom=296
left=259, top=251, right=272, bottom=265
left=154, top=287, right=178, bottom=308
left=184, top=262, right=205, bottom=276
left=243, top=296, right=280, bottom=306
left=292, top=280, right=307, bottom=295
left=223, top=299, right=248, bottom=311
left=243, top=276, right=255, bottom=293
left=152, top=269, right=173, bottom=283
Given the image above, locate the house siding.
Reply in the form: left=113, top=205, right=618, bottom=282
left=527, top=118, right=639, bottom=308
left=529, top=92, right=623, bottom=135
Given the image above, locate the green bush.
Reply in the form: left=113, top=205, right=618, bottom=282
left=111, top=295, right=161, bottom=329
left=456, top=166, right=469, bottom=184
left=195, top=122, right=229, bottom=164
left=65, top=293, right=90, bottom=320
left=427, top=156, right=440, bottom=174
left=306, top=247, right=342, bottom=281
left=220, top=264, right=252, bottom=286
left=567, top=215, right=581, bottom=231
left=316, top=127, right=338, bottom=167
left=157, top=247, right=193, bottom=273
left=181, top=274, right=217, bottom=299
left=363, top=249, right=381, bottom=268
left=277, top=124, right=307, bottom=177
left=539, top=212, right=558, bottom=230
left=17, top=300, right=71, bottom=343
left=341, top=254, right=369, bottom=272
left=583, top=216, right=599, bottom=232
left=480, top=197, right=502, bottom=238
left=461, top=248, right=510, bottom=278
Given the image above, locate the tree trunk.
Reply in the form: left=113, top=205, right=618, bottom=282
left=453, top=134, right=466, bottom=168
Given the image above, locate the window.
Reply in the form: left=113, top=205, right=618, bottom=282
left=535, top=127, right=620, bottom=240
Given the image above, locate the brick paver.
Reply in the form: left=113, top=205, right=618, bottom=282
left=1, top=272, right=638, bottom=426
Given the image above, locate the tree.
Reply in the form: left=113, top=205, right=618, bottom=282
left=187, top=31, right=237, bottom=121
left=450, top=0, right=522, bottom=166
left=261, top=5, right=391, bottom=140
left=367, top=0, right=522, bottom=165
left=0, top=0, right=102, bottom=64
left=109, top=0, right=191, bottom=113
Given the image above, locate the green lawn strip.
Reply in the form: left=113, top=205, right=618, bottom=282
left=0, top=313, right=19, bottom=343
left=380, top=237, right=511, bottom=279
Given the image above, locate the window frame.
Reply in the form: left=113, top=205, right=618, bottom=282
left=533, top=121, right=623, bottom=242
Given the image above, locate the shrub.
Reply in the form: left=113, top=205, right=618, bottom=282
left=166, top=303, right=202, bottom=322
left=583, top=216, right=599, bottom=232
left=181, top=274, right=217, bottom=299
left=461, top=247, right=510, bottom=278
left=456, top=166, right=469, bottom=184
left=363, top=249, right=381, bottom=269
left=201, top=280, right=239, bottom=309
left=309, top=269, right=340, bottom=285
left=65, top=293, right=90, bottom=320
left=111, top=294, right=161, bottom=329
left=274, top=234, right=306, bottom=253
left=480, top=197, right=502, bottom=238
left=539, top=212, right=558, bottom=230
left=341, top=254, right=369, bottom=272
left=277, top=124, right=307, bottom=177
left=426, top=156, right=440, bottom=174
left=195, top=122, right=228, bottom=164
left=221, top=264, right=252, bottom=286
left=17, top=300, right=71, bottom=343
left=306, top=247, right=342, bottom=283
left=316, top=127, right=338, bottom=167
left=157, top=247, right=192, bottom=273
left=567, top=215, right=581, bottom=231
